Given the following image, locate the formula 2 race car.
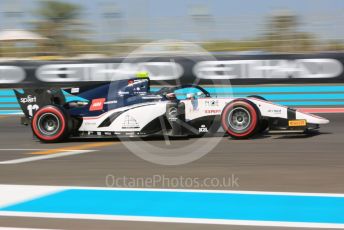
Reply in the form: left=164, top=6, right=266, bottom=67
left=14, top=72, right=329, bottom=142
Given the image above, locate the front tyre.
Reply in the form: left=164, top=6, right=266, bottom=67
left=31, top=105, right=70, bottom=143
left=221, top=99, right=260, bottom=139
left=248, top=95, right=269, bottom=133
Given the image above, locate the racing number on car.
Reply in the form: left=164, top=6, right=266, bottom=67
left=27, top=104, right=39, bottom=116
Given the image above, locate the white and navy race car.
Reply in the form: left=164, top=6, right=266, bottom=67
left=14, top=73, right=329, bottom=142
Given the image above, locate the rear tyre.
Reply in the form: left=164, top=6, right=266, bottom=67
left=31, top=105, right=71, bottom=143
left=221, top=99, right=260, bottom=139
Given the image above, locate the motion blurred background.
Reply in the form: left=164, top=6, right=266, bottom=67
left=0, top=0, right=343, bottom=59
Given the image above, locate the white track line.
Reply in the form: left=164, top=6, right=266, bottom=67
left=0, top=185, right=63, bottom=208
left=1, top=184, right=344, bottom=198
left=0, top=228, right=59, bottom=230
left=0, top=149, right=85, bottom=151
left=0, top=149, right=50, bottom=151
left=0, top=212, right=343, bottom=229
left=0, top=150, right=96, bottom=164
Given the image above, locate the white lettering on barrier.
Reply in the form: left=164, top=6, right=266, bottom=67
left=194, top=59, right=343, bottom=79
left=0, top=59, right=343, bottom=84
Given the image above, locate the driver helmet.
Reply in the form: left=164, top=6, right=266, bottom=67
left=186, top=93, right=195, bottom=100
left=166, top=92, right=177, bottom=100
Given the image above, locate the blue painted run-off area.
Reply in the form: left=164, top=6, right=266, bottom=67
left=2, top=189, right=344, bottom=224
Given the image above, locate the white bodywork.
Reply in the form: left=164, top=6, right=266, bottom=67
left=78, top=97, right=329, bottom=133
left=182, top=97, right=329, bottom=125
left=79, top=102, right=168, bottom=132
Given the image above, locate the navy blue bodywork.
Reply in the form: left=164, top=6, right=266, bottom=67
left=64, top=78, right=163, bottom=117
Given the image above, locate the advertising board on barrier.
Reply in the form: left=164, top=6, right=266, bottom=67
left=0, top=53, right=344, bottom=88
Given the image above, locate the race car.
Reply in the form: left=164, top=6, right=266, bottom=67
left=14, top=72, right=329, bottom=142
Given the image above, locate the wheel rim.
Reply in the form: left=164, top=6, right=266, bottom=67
left=228, top=107, right=251, bottom=132
left=37, top=113, right=60, bottom=136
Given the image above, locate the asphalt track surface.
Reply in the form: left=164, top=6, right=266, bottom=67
left=0, top=114, right=344, bottom=229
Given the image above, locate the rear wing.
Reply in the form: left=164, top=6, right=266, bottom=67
left=14, top=88, right=66, bottom=118
left=13, top=74, right=150, bottom=119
